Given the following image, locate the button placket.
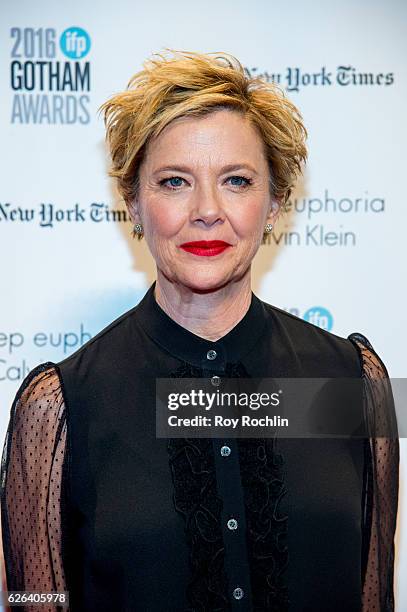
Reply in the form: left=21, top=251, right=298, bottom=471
left=212, top=438, right=253, bottom=609
left=211, top=375, right=221, bottom=386
left=233, top=587, right=244, bottom=600
left=227, top=518, right=238, bottom=530
left=200, top=342, right=226, bottom=374
left=220, top=445, right=231, bottom=457
left=203, top=343, right=251, bottom=608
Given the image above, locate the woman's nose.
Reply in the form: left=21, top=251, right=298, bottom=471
left=191, top=184, right=225, bottom=226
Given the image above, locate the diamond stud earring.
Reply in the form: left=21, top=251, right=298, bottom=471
left=264, top=223, right=273, bottom=233
left=133, top=223, right=143, bottom=236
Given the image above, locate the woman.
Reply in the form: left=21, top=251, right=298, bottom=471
left=0, top=50, right=399, bottom=611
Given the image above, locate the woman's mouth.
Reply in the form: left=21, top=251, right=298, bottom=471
left=179, top=240, right=232, bottom=257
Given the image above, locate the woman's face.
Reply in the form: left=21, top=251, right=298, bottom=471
left=134, top=109, right=278, bottom=292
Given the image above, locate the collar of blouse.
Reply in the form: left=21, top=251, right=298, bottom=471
left=135, top=280, right=269, bottom=372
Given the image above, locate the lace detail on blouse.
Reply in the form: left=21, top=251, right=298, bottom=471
left=0, top=334, right=400, bottom=611
left=348, top=333, right=400, bottom=611
left=1, top=363, right=68, bottom=612
left=237, top=437, right=289, bottom=611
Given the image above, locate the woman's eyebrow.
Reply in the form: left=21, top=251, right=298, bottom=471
left=220, top=163, right=259, bottom=175
left=152, top=163, right=259, bottom=175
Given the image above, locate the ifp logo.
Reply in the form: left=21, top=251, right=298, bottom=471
left=60, top=27, right=91, bottom=59
left=303, top=306, right=333, bottom=331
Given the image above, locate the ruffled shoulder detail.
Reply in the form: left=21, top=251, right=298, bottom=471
left=167, top=360, right=289, bottom=611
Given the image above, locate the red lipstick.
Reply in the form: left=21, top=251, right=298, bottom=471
left=179, top=240, right=232, bottom=257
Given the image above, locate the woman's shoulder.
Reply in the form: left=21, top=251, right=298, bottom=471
left=1, top=362, right=66, bottom=495
left=347, top=331, right=391, bottom=380
left=9, top=361, right=61, bottom=403
left=5, top=362, right=64, bottom=428
left=261, top=299, right=388, bottom=377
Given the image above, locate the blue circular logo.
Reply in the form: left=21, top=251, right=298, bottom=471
left=60, top=27, right=91, bottom=59
left=303, top=306, right=333, bottom=331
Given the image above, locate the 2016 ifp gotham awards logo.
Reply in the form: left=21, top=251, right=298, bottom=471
left=10, top=26, right=91, bottom=124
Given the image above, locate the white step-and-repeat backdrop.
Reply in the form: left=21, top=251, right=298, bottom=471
left=1, top=0, right=405, bottom=608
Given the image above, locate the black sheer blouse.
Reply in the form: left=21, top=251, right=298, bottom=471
left=0, top=281, right=400, bottom=611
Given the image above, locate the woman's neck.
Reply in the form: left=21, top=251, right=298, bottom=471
left=153, top=271, right=252, bottom=342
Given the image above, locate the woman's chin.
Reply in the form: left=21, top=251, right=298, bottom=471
left=175, top=270, right=237, bottom=293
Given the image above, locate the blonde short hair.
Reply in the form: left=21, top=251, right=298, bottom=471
left=101, top=49, right=307, bottom=211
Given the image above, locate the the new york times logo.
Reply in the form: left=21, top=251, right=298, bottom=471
left=244, top=65, right=394, bottom=92
left=10, top=26, right=91, bottom=124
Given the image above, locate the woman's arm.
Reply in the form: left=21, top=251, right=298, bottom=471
left=0, top=364, right=68, bottom=612
left=348, top=333, right=400, bottom=611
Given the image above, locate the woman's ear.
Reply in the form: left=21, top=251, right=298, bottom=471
left=127, top=198, right=142, bottom=225
left=266, top=198, right=281, bottom=225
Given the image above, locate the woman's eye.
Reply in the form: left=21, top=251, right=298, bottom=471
left=227, top=176, right=252, bottom=188
left=160, top=177, right=185, bottom=189
left=159, top=175, right=252, bottom=190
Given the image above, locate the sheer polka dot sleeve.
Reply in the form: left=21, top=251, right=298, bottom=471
left=0, top=363, right=68, bottom=612
left=348, top=333, right=400, bottom=612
